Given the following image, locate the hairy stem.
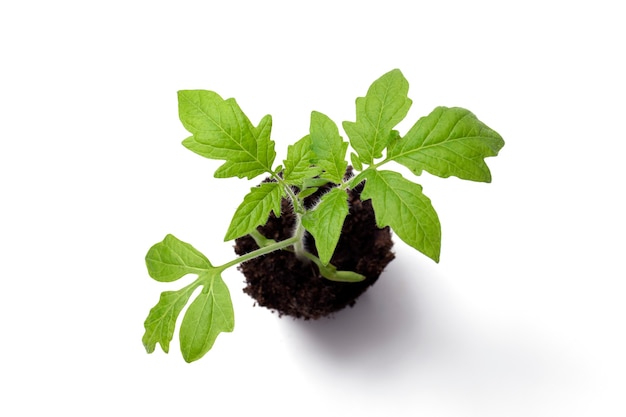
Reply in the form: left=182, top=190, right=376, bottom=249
left=271, top=171, right=304, bottom=214
left=269, top=169, right=310, bottom=258
left=216, top=234, right=300, bottom=272
left=292, top=213, right=308, bottom=259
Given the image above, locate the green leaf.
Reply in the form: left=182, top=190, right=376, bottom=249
left=360, top=170, right=441, bottom=262
left=297, top=242, right=365, bottom=282
left=224, top=182, right=284, bottom=241
left=302, top=178, right=330, bottom=189
left=316, top=263, right=365, bottom=283
left=282, top=135, right=321, bottom=185
left=350, top=152, right=363, bottom=172
left=342, top=69, right=412, bottom=164
left=387, top=107, right=504, bottom=182
left=145, top=234, right=212, bottom=282
left=309, top=111, right=348, bottom=184
left=301, top=187, right=349, bottom=265
left=142, top=284, right=199, bottom=354
left=297, top=187, right=318, bottom=200
left=178, top=90, right=276, bottom=179
left=144, top=235, right=236, bottom=360
left=179, top=274, right=234, bottom=363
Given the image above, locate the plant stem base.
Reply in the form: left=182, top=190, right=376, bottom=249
left=234, top=181, right=395, bottom=320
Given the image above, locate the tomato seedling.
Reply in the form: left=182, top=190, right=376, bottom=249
left=142, top=69, right=505, bottom=362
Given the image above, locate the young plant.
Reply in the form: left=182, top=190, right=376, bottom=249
left=142, top=69, right=505, bottom=362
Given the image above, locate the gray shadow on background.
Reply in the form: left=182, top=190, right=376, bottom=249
left=282, top=256, right=448, bottom=374
left=281, top=256, right=586, bottom=403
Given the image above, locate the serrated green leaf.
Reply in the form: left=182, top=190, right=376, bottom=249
left=180, top=274, right=234, bottom=363
left=224, top=182, right=284, bottom=241
left=178, top=90, right=276, bottom=179
left=301, top=187, right=349, bottom=265
left=360, top=170, right=441, bottom=262
left=145, top=234, right=212, bottom=282
left=142, top=284, right=199, bottom=354
left=283, top=135, right=321, bottom=185
left=309, top=111, right=348, bottom=184
left=387, top=107, right=504, bottom=182
left=342, top=69, right=412, bottom=164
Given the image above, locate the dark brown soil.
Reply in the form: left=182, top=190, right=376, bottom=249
left=233, top=172, right=395, bottom=320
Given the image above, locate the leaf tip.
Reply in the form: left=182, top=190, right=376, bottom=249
left=430, top=246, right=441, bottom=263
left=142, top=341, right=155, bottom=354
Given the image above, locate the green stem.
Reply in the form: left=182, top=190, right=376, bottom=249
left=249, top=229, right=275, bottom=247
left=271, top=171, right=304, bottom=214
left=292, top=213, right=307, bottom=259
left=298, top=250, right=365, bottom=282
left=268, top=169, right=309, bottom=257
left=371, top=157, right=392, bottom=170
left=216, top=234, right=299, bottom=272
left=341, top=170, right=365, bottom=191
left=341, top=157, right=394, bottom=191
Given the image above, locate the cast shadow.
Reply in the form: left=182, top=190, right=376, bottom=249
left=282, top=256, right=447, bottom=374
left=281, top=257, right=585, bottom=403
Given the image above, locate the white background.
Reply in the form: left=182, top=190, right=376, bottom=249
left=1, top=1, right=624, bottom=416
